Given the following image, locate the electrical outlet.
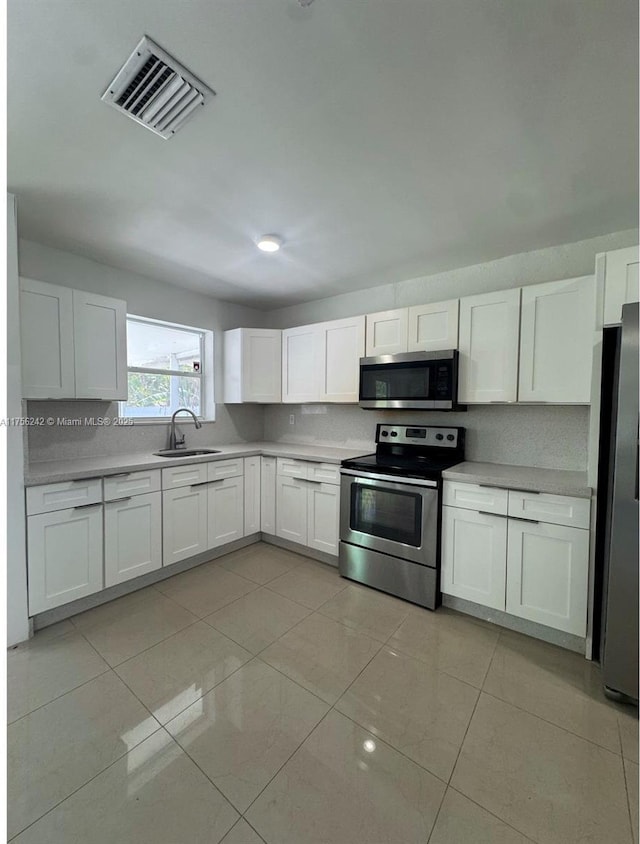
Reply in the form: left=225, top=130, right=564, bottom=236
left=289, top=414, right=295, bottom=425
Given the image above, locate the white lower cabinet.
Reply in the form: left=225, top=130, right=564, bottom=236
left=441, top=507, right=507, bottom=611
left=276, top=476, right=308, bottom=544
left=162, top=485, right=209, bottom=566
left=441, top=480, right=590, bottom=637
left=27, top=504, right=103, bottom=614
left=244, top=457, right=261, bottom=536
left=307, top=482, right=339, bottom=555
left=506, top=519, right=589, bottom=636
left=260, top=456, right=276, bottom=534
left=104, top=492, right=162, bottom=587
left=275, top=463, right=340, bottom=555
left=208, top=476, right=244, bottom=548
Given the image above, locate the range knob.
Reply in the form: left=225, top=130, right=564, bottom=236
left=447, top=434, right=455, bottom=442
left=435, top=433, right=444, bottom=441
left=390, top=431, right=398, bottom=437
left=381, top=430, right=389, bottom=437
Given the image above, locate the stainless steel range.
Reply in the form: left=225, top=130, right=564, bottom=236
left=339, top=423, right=465, bottom=609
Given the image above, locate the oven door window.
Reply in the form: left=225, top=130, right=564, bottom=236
left=350, top=484, right=422, bottom=546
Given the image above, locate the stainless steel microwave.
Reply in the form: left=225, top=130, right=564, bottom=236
left=358, top=350, right=464, bottom=411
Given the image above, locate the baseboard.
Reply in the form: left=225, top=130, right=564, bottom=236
left=32, top=533, right=262, bottom=632
left=261, top=533, right=338, bottom=568
left=442, top=594, right=586, bottom=654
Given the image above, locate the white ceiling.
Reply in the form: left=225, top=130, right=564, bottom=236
left=8, top=0, right=638, bottom=309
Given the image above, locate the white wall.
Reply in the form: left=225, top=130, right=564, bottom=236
left=19, top=239, right=270, bottom=460
left=265, top=229, right=638, bottom=328
left=7, top=197, right=30, bottom=646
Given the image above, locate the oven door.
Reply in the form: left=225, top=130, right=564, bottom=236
left=340, top=469, right=439, bottom=567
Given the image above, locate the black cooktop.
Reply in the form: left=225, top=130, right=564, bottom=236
left=341, top=452, right=463, bottom=481
left=341, top=423, right=465, bottom=482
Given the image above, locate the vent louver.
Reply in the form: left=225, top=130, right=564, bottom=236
left=101, top=36, right=215, bottom=139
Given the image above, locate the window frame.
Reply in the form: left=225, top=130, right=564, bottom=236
left=120, top=314, right=211, bottom=422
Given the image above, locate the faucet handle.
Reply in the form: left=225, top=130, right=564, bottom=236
left=175, top=432, right=186, bottom=448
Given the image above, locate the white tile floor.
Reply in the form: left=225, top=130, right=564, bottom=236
left=8, top=542, right=639, bottom=843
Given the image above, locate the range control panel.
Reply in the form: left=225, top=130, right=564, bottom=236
left=376, top=424, right=461, bottom=448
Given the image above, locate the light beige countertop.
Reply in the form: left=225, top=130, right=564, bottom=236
left=442, top=461, right=591, bottom=499
left=24, top=441, right=371, bottom=486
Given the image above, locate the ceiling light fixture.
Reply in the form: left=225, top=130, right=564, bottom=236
left=256, top=234, right=283, bottom=253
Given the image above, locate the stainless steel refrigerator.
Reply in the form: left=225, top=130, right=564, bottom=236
left=599, top=302, right=639, bottom=703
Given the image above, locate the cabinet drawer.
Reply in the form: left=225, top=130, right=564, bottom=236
left=162, top=463, right=208, bottom=490
left=307, top=462, right=340, bottom=485
left=104, top=469, right=161, bottom=501
left=276, top=457, right=309, bottom=479
left=207, top=458, right=244, bottom=480
left=508, top=491, right=590, bottom=529
left=26, top=478, right=102, bottom=516
left=442, top=481, right=508, bottom=515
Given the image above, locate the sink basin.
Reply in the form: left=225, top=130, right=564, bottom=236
left=154, top=448, right=221, bottom=458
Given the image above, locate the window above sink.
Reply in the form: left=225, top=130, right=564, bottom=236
left=119, top=315, right=214, bottom=422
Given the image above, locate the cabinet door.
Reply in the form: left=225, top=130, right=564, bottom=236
left=243, top=329, right=282, bottom=402
left=244, top=457, right=261, bottom=536
left=518, top=276, right=595, bottom=404
left=261, top=456, right=276, bottom=534
left=162, top=485, right=208, bottom=566
left=365, top=309, right=408, bottom=356
left=208, top=476, right=245, bottom=549
left=27, top=505, right=103, bottom=614
left=458, top=289, right=520, bottom=403
left=104, top=492, right=162, bottom=587
left=307, top=481, right=339, bottom=556
left=506, top=520, right=589, bottom=636
left=318, top=316, right=365, bottom=402
left=441, top=506, right=507, bottom=610
left=407, top=300, right=459, bottom=352
left=276, top=476, right=308, bottom=544
left=20, top=278, right=75, bottom=399
left=282, top=325, right=321, bottom=403
left=73, top=290, right=127, bottom=400
left=603, top=246, right=640, bottom=325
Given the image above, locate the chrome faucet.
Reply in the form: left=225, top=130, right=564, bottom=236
left=169, top=408, right=202, bottom=450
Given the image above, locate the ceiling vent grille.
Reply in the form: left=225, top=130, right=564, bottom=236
left=101, top=36, right=215, bottom=139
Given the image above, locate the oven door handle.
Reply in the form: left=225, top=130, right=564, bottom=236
left=340, top=468, right=438, bottom=489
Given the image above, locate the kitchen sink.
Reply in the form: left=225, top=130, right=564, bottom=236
left=153, top=448, right=221, bottom=458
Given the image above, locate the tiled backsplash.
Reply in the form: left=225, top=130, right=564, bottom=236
left=26, top=400, right=590, bottom=473
left=263, top=404, right=590, bottom=471
left=25, top=401, right=264, bottom=465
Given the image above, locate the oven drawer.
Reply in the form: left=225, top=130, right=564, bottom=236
left=507, top=490, right=590, bottom=529
left=443, top=481, right=508, bottom=515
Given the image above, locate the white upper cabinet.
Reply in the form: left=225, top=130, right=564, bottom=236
left=282, top=324, right=322, bottom=403
left=407, top=300, right=459, bottom=352
left=20, top=280, right=127, bottom=401
left=458, top=289, right=521, bottom=403
left=318, top=315, right=365, bottom=402
left=20, top=279, right=76, bottom=399
left=365, top=308, right=408, bottom=356
left=602, top=246, right=640, bottom=325
left=224, top=328, right=282, bottom=403
left=518, top=276, right=595, bottom=404
left=282, top=316, right=364, bottom=403
left=73, top=291, right=127, bottom=400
